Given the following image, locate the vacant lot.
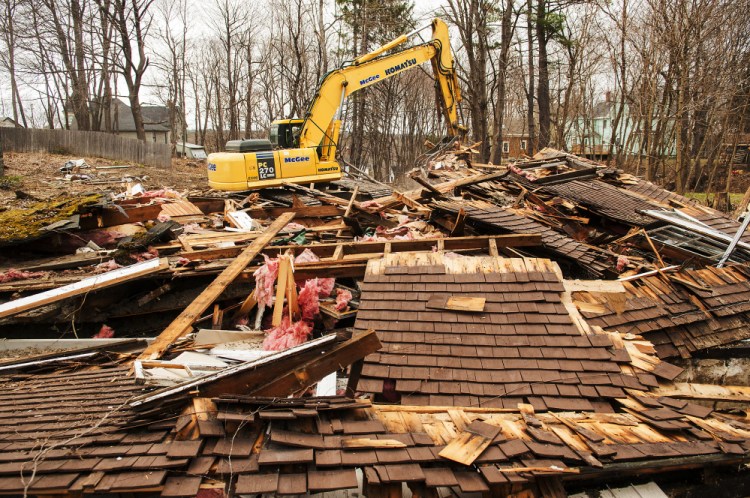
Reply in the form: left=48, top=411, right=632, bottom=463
left=1, top=151, right=209, bottom=209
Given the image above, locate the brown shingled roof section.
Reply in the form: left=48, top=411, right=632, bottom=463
left=540, top=179, right=663, bottom=227
left=354, top=261, right=643, bottom=409
left=576, top=265, right=750, bottom=359
left=431, top=200, right=613, bottom=276
left=623, top=178, right=698, bottom=207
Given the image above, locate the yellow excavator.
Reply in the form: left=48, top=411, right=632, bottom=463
left=207, top=18, right=463, bottom=191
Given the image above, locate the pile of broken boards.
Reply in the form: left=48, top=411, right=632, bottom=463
left=2, top=148, right=750, bottom=496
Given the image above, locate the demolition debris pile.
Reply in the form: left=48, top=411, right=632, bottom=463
left=1, top=146, right=750, bottom=496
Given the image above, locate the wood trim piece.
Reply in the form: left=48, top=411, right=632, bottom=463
left=0, top=257, right=168, bottom=319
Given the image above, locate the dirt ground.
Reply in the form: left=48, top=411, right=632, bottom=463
left=0, top=151, right=210, bottom=209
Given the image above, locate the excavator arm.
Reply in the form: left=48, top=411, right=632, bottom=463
left=298, top=18, right=463, bottom=152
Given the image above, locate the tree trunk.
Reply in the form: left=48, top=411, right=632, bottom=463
left=526, top=0, right=535, bottom=155
left=490, top=1, right=513, bottom=164
left=244, top=39, right=253, bottom=139
left=535, top=0, right=550, bottom=150
left=3, top=0, right=28, bottom=128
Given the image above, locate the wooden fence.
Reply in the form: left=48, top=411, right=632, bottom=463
left=0, top=127, right=172, bottom=168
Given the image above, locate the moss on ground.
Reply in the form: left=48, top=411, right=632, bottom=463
left=0, top=194, right=102, bottom=243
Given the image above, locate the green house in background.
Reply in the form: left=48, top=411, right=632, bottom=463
left=566, top=94, right=676, bottom=160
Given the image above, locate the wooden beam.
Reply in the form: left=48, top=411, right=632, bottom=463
left=100, top=204, right=163, bottom=226
left=450, top=209, right=466, bottom=237
left=176, top=234, right=543, bottom=263
left=286, top=261, right=299, bottom=321
left=346, top=359, right=364, bottom=397
left=272, top=256, right=290, bottom=327
left=0, top=258, right=168, bottom=319
left=136, top=212, right=295, bottom=362
left=337, top=186, right=359, bottom=238
left=137, top=283, right=173, bottom=307
left=249, top=330, right=382, bottom=397
left=232, top=289, right=258, bottom=320
left=244, top=204, right=343, bottom=220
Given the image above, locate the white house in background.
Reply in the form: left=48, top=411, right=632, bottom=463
left=175, top=142, right=207, bottom=159
left=67, top=98, right=172, bottom=144
left=0, top=117, right=20, bottom=127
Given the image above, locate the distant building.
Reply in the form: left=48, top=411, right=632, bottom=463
left=175, top=142, right=207, bottom=159
left=67, top=98, right=172, bottom=144
left=500, top=120, right=531, bottom=161
left=0, top=117, right=20, bottom=128
left=567, top=93, right=676, bottom=159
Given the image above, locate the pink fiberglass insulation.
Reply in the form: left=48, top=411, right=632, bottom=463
left=294, top=248, right=319, bottom=264
left=262, top=317, right=313, bottom=351
left=335, top=288, right=353, bottom=311
left=262, top=279, right=323, bottom=351
left=139, top=188, right=182, bottom=199
left=297, top=279, right=322, bottom=321
left=616, top=255, right=630, bottom=273
left=285, top=222, right=307, bottom=232
left=0, top=269, right=48, bottom=283
left=93, top=324, right=115, bottom=338
left=253, top=255, right=280, bottom=308
left=316, top=277, right=335, bottom=297
left=360, top=200, right=383, bottom=210
left=294, top=250, right=334, bottom=297
left=93, top=260, right=123, bottom=273
left=133, top=247, right=159, bottom=262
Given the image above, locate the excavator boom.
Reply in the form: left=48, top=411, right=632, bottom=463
left=298, top=18, right=462, bottom=149
left=207, top=18, right=462, bottom=191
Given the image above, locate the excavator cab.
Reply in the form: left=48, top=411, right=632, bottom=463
left=269, top=119, right=304, bottom=149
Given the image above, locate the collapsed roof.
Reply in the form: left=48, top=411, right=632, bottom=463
left=1, top=147, right=750, bottom=495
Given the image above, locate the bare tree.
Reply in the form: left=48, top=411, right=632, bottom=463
left=443, top=0, right=492, bottom=161
left=97, top=0, right=155, bottom=140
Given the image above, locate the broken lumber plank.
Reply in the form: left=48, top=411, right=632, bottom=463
left=130, top=333, right=340, bottom=407
left=0, top=258, right=168, bottom=319
left=286, top=260, right=299, bottom=321
left=439, top=420, right=501, bottom=465
left=245, top=204, right=343, bottom=219
left=336, top=186, right=359, bottom=238
left=138, top=283, right=172, bottom=306
left=137, top=213, right=294, bottom=362
left=272, top=255, right=291, bottom=327
left=248, top=330, right=382, bottom=397
left=232, top=289, right=258, bottom=320
left=426, top=295, right=486, bottom=312
left=342, top=438, right=407, bottom=449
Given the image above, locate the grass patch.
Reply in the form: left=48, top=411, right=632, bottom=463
left=0, top=175, right=23, bottom=190
left=686, top=192, right=744, bottom=206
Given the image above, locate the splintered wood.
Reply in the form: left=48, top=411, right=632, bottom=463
left=136, top=212, right=295, bottom=362
left=439, top=420, right=501, bottom=465
left=426, top=295, right=486, bottom=312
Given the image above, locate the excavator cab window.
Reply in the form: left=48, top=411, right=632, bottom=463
left=269, top=121, right=303, bottom=149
